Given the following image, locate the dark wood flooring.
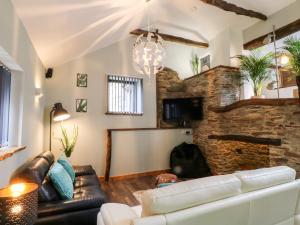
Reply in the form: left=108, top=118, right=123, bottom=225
left=101, top=175, right=156, bottom=207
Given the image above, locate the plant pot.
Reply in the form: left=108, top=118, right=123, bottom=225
left=296, top=76, right=300, bottom=104
left=251, top=95, right=266, bottom=99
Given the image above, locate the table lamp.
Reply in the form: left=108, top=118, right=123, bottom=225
left=0, top=183, right=38, bottom=225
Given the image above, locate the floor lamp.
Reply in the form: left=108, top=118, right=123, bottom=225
left=49, top=103, right=70, bottom=151
left=263, top=25, right=280, bottom=99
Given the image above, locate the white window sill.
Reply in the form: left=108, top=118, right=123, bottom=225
left=0, top=146, right=26, bottom=161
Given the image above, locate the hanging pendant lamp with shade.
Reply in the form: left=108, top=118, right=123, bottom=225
left=132, top=0, right=166, bottom=78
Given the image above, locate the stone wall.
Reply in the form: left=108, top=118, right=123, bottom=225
left=157, top=66, right=240, bottom=128
left=156, top=66, right=300, bottom=176
left=207, top=140, right=269, bottom=174
left=205, top=103, right=300, bottom=175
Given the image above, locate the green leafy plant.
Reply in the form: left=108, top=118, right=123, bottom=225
left=236, top=51, right=273, bottom=97
left=283, top=37, right=300, bottom=76
left=60, top=125, right=78, bottom=158
left=190, top=53, right=201, bottom=75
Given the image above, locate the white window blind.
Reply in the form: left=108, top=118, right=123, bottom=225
left=0, top=65, right=11, bottom=148
left=107, top=75, right=143, bottom=115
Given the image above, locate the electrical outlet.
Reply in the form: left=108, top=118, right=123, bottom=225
left=183, top=130, right=193, bottom=135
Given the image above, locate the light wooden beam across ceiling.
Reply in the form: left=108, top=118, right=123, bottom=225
left=130, top=29, right=209, bottom=48
left=200, top=0, right=267, bottom=21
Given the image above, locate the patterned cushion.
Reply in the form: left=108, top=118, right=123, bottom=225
left=48, top=162, right=74, bottom=200
left=58, top=155, right=75, bottom=182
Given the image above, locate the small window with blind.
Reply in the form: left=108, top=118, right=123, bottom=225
left=0, top=65, right=11, bottom=148
left=107, top=75, right=143, bottom=115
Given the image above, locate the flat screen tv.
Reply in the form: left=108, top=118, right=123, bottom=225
left=163, top=97, right=203, bottom=122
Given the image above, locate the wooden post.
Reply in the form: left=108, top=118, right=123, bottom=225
left=105, top=130, right=112, bottom=181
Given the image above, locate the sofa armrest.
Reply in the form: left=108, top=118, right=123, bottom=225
left=98, top=203, right=138, bottom=225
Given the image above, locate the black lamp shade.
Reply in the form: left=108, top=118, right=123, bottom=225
left=0, top=183, right=38, bottom=225
left=53, top=103, right=70, bottom=122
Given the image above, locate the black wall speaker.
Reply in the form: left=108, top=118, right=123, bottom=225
left=46, top=68, right=53, bottom=79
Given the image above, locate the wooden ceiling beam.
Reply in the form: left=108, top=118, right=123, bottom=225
left=130, top=29, right=209, bottom=48
left=244, top=18, right=300, bottom=50
left=200, top=0, right=267, bottom=21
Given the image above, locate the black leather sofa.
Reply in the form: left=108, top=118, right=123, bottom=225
left=10, top=151, right=107, bottom=225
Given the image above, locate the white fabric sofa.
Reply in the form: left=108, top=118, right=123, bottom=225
left=98, top=166, right=300, bottom=225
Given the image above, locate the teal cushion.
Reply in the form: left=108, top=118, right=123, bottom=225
left=58, top=155, right=75, bottom=182
left=48, top=162, right=74, bottom=200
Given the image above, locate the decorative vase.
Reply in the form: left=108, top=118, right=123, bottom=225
left=296, top=76, right=300, bottom=104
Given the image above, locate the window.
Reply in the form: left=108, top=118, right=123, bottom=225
left=0, top=65, right=11, bottom=148
left=107, top=75, right=143, bottom=115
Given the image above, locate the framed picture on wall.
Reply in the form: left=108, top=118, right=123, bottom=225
left=76, top=99, right=87, bottom=112
left=201, top=55, right=211, bottom=72
left=77, top=73, right=88, bottom=87
left=279, top=67, right=297, bottom=88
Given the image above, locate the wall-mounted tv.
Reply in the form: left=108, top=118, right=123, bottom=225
left=163, top=97, right=203, bottom=122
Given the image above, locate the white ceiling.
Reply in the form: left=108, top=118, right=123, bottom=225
left=11, top=0, right=296, bottom=67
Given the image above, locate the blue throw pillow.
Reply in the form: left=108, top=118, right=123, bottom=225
left=58, top=155, right=75, bottom=182
left=48, top=162, right=74, bottom=200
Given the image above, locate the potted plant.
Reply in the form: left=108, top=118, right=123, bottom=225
left=60, top=125, right=78, bottom=158
left=236, top=51, right=273, bottom=99
left=190, top=53, right=201, bottom=75
left=283, top=37, right=300, bottom=102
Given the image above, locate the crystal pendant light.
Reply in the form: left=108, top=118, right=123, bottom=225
left=132, top=0, right=166, bottom=78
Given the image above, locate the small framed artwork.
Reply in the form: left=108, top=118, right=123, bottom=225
left=201, top=55, right=211, bottom=72
left=279, top=68, right=296, bottom=88
left=77, top=73, right=88, bottom=87
left=76, top=99, right=87, bottom=112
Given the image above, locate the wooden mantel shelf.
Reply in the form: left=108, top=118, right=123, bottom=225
left=208, top=134, right=281, bottom=146
left=209, top=98, right=299, bottom=113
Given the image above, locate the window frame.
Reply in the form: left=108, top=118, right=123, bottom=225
left=106, top=74, right=144, bottom=116
left=0, top=64, right=11, bottom=148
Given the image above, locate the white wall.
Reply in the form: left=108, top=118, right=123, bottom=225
left=241, top=1, right=300, bottom=100
left=209, top=29, right=231, bottom=67
left=244, top=0, right=300, bottom=44
left=45, top=37, right=197, bottom=176
left=111, top=129, right=192, bottom=176
left=207, top=28, right=244, bottom=68
left=261, top=31, right=300, bottom=99
left=0, top=0, right=45, bottom=188
left=164, top=41, right=208, bottom=79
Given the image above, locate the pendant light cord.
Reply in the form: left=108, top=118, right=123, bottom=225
left=146, top=0, right=151, bottom=32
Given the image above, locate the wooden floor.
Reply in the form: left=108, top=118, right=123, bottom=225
left=101, top=175, right=156, bottom=206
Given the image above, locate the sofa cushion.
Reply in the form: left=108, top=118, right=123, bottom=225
left=58, top=155, right=76, bottom=182
left=48, top=162, right=74, bottom=200
left=73, top=165, right=95, bottom=176
left=234, top=166, right=296, bottom=193
left=39, top=186, right=107, bottom=217
left=141, top=174, right=241, bottom=216
left=38, top=178, right=60, bottom=202
left=75, top=174, right=100, bottom=188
